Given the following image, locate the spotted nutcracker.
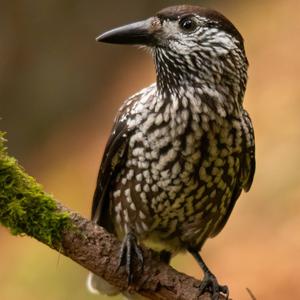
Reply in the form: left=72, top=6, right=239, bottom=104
left=87, top=5, right=255, bottom=300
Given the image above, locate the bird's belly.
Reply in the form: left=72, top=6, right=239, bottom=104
left=112, top=117, right=242, bottom=250
left=112, top=148, right=239, bottom=251
left=146, top=156, right=239, bottom=249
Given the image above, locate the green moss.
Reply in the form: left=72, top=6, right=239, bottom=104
left=0, top=131, right=71, bottom=246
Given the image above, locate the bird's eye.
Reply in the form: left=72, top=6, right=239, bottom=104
left=179, top=17, right=197, bottom=32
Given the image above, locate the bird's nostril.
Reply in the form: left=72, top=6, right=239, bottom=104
left=150, top=17, right=162, bottom=32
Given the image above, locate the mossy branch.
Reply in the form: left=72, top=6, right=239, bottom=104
left=0, top=131, right=226, bottom=300
left=0, top=132, right=71, bottom=245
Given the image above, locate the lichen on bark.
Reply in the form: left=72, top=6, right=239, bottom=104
left=0, top=131, right=71, bottom=246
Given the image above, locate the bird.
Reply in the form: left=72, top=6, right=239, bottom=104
left=87, top=5, right=255, bottom=300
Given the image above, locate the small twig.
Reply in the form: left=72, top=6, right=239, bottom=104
left=246, top=287, right=257, bottom=300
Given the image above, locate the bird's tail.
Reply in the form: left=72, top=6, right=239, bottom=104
left=86, top=272, right=119, bottom=296
left=86, top=272, right=147, bottom=300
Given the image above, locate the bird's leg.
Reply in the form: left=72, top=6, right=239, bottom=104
left=188, top=248, right=229, bottom=300
left=118, top=232, right=144, bottom=285
left=159, top=250, right=172, bottom=264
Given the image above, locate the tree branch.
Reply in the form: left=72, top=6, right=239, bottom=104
left=0, top=131, right=226, bottom=300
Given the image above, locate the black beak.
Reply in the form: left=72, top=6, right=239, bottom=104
left=96, top=17, right=159, bottom=46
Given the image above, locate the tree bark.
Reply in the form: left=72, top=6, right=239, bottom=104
left=56, top=203, right=226, bottom=300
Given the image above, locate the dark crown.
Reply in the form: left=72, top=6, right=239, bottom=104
left=157, top=5, right=244, bottom=45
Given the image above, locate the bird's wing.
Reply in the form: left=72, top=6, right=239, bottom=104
left=240, top=110, right=256, bottom=192
left=91, top=94, right=139, bottom=232
left=211, top=110, right=255, bottom=237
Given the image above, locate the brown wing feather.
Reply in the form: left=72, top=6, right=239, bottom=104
left=241, top=110, right=255, bottom=192
left=91, top=92, right=144, bottom=232
left=91, top=123, right=129, bottom=233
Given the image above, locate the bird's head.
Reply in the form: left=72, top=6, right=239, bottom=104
left=97, top=5, right=248, bottom=107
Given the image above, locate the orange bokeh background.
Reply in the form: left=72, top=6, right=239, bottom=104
left=1, top=1, right=300, bottom=299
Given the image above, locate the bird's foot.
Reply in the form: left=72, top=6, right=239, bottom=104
left=188, top=249, right=229, bottom=300
left=199, top=271, right=229, bottom=300
left=118, top=232, right=144, bottom=285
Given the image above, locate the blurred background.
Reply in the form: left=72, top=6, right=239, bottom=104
left=1, top=0, right=299, bottom=299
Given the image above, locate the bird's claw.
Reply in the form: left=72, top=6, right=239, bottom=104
left=199, top=272, right=229, bottom=300
left=118, top=232, right=144, bottom=285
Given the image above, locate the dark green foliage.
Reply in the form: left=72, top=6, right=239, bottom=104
left=0, top=132, right=71, bottom=246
